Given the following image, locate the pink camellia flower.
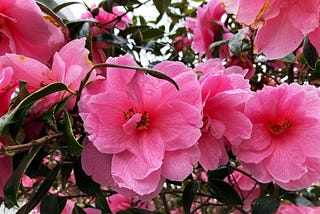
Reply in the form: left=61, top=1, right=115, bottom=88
left=79, top=54, right=202, bottom=197
left=81, top=5, right=132, bottom=30
left=186, top=0, right=226, bottom=58
left=233, top=83, right=320, bottom=190
left=195, top=59, right=252, bottom=170
left=221, top=0, right=320, bottom=59
left=0, top=0, right=65, bottom=63
left=276, top=204, right=320, bottom=214
left=108, top=193, right=154, bottom=213
left=172, top=35, right=192, bottom=52
left=0, top=38, right=93, bottom=115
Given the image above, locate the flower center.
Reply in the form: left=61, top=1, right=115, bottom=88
left=124, top=108, right=150, bottom=131
left=267, top=119, right=290, bottom=135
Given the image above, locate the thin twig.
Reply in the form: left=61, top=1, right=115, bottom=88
left=0, top=132, right=64, bottom=155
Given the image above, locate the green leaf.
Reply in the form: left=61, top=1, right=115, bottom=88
left=96, top=63, right=179, bottom=90
left=303, top=36, right=319, bottom=69
left=101, top=0, right=113, bottom=13
left=0, top=82, right=73, bottom=137
left=53, top=2, right=83, bottom=13
left=60, top=164, right=73, bottom=189
left=141, top=28, right=164, bottom=40
left=228, top=27, right=249, bottom=54
left=72, top=204, right=87, bottom=214
left=208, top=40, right=228, bottom=53
left=94, top=33, right=127, bottom=45
left=62, top=112, right=83, bottom=156
left=145, top=69, right=179, bottom=90
left=252, top=196, right=280, bottom=214
left=40, top=194, right=67, bottom=214
left=111, top=0, right=142, bottom=5
left=182, top=181, right=199, bottom=214
left=282, top=193, right=315, bottom=207
left=4, top=145, right=42, bottom=206
left=73, top=159, right=101, bottom=196
left=208, top=166, right=232, bottom=180
left=279, top=53, right=297, bottom=63
left=153, top=0, right=171, bottom=20
left=17, top=165, right=61, bottom=214
left=95, top=192, right=111, bottom=213
left=207, top=178, right=242, bottom=205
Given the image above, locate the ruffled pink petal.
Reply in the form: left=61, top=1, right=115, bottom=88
left=287, top=1, right=320, bottom=35
left=126, top=71, right=161, bottom=111
left=155, top=62, right=202, bottom=110
left=162, top=145, right=200, bottom=180
left=112, top=150, right=162, bottom=195
left=254, top=13, right=304, bottom=60
left=80, top=91, right=133, bottom=153
left=106, top=54, right=137, bottom=91
left=235, top=0, right=266, bottom=25
left=2, top=0, right=65, bottom=63
left=81, top=139, right=115, bottom=186
left=155, top=101, right=202, bottom=151
left=264, top=140, right=307, bottom=183
left=1, top=54, right=50, bottom=91
left=198, top=134, right=227, bottom=170
left=208, top=118, right=225, bottom=139
left=233, top=124, right=273, bottom=163
left=214, top=107, right=252, bottom=142
left=201, top=74, right=233, bottom=101
left=241, top=162, right=273, bottom=183
left=277, top=157, right=320, bottom=190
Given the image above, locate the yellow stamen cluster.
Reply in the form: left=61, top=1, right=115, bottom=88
left=268, top=119, right=291, bottom=135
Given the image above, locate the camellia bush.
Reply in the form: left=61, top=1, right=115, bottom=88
left=1, top=0, right=320, bottom=213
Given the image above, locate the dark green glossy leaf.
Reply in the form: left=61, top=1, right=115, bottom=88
left=0, top=82, right=72, bottom=137
left=95, top=192, right=111, bottom=213
left=208, top=166, right=232, bottom=180
left=207, top=178, right=242, bottom=205
left=182, top=181, right=199, bottom=214
left=94, top=33, right=127, bottom=45
left=145, top=69, right=179, bottom=90
left=40, top=194, right=67, bottom=214
left=17, top=165, right=61, bottom=214
left=72, top=204, right=87, bottom=214
left=153, top=0, right=171, bottom=20
left=61, top=164, right=73, bottom=189
left=4, top=145, right=42, bottom=206
left=141, top=28, right=164, bottom=40
left=36, top=2, right=68, bottom=37
left=252, top=196, right=280, bottom=214
left=63, top=112, right=83, bottom=156
left=53, top=2, right=83, bottom=13
left=101, top=0, right=113, bottom=13
left=112, top=0, right=141, bottom=5
left=73, top=160, right=101, bottom=196
left=303, top=36, right=319, bottom=69
left=282, top=193, right=314, bottom=207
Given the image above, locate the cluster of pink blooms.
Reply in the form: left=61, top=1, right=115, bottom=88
left=1, top=0, right=320, bottom=212
left=219, top=0, right=320, bottom=59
